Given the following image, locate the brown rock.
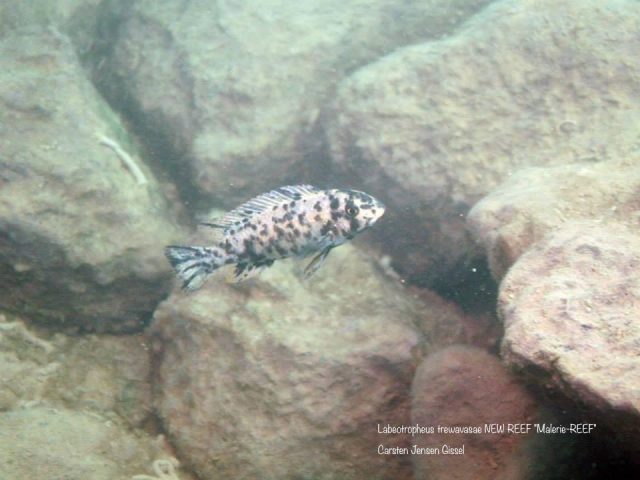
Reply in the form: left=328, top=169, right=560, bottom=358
left=150, top=244, right=468, bottom=480
left=411, top=345, right=539, bottom=480
left=327, top=0, right=640, bottom=285
left=468, top=159, right=640, bottom=280
left=499, top=221, right=640, bottom=447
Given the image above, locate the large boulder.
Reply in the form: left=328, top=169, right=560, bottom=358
left=467, top=158, right=640, bottom=280
left=0, top=29, right=180, bottom=332
left=411, top=345, right=576, bottom=480
left=326, top=0, right=640, bottom=285
left=93, top=0, right=493, bottom=207
left=467, top=156, right=640, bottom=464
left=150, top=244, right=469, bottom=480
left=499, top=221, right=640, bottom=449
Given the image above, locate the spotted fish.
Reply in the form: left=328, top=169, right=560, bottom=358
left=165, top=185, right=385, bottom=290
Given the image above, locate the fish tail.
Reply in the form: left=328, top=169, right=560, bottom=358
left=164, top=245, right=225, bottom=291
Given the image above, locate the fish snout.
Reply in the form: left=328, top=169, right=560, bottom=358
left=366, top=199, right=385, bottom=227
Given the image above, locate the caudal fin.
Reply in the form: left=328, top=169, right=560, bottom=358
left=165, top=245, right=224, bottom=291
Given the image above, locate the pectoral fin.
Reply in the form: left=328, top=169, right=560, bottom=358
left=303, top=246, right=332, bottom=279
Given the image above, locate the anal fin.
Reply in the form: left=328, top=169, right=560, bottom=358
left=227, top=259, right=275, bottom=283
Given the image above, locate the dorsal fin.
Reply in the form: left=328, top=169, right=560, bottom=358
left=204, top=185, right=320, bottom=231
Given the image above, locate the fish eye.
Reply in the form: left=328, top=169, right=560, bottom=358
left=345, top=205, right=359, bottom=217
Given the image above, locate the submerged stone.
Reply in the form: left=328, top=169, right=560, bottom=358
left=151, top=244, right=469, bottom=480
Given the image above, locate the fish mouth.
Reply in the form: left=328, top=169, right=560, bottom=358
left=366, top=207, right=385, bottom=228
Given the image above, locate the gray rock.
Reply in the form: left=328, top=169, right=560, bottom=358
left=326, top=0, right=640, bottom=285
left=0, top=407, right=175, bottom=480
left=0, top=312, right=152, bottom=427
left=0, top=30, right=181, bottom=332
left=468, top=159, right=640, bottom=280
left=499, top=221, right=640, bottom=447
left=0, top=0, right=106, bottom=63
left=150, top=244, right=469, bottom=480
left=94, top=0, right=493, bottom=207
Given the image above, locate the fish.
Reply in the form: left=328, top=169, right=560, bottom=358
left=165, top=185, right=385, bottom=290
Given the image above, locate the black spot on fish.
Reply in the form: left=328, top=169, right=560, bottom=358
left=372, top=209, right=377, bottom=215
left=275, top=245, right=288, bottom=256
left=304, top=231, right=312, bottom=239
left=321, top=221, right=333, bottom=236
left=272, top=206, right=278, bottom=211
left=274, top=226, right=285, bottom=238
left=252, top=253, right=267, bottom=263
left=243, top=238, right=256, bottom=255
left=250, top=223, right=257, bottom=231
left=350, top=218, right=361, bottom=232
left=293, top=193, right=302, bottom=200
left=297, top=213, right=306, bottom=225
left=314, top=202, right=322, bottom=212
left=331, top=211, right=343, bottom=221
left=260, top=228, right=269, bottom=237
left=283, top=204, right=289, bottom=211
left=293, top=228, right=301, bottom=237
left=286, top=222, right=294, bottom=229
left=289, top=201, right=295, bottom=208
left=330, top=198, right=340, bottom=210
left=314, top=214, right=321, bottom=222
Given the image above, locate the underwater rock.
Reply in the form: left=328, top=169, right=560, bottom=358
left=151, top=244, right=468, bottom=480
left=0, top=407, right=175, bottom=480
left=327, top=0, right=640, bottom=285
left=0, top=313, right=152, bottom=427
left=0, top=0, right=102, bottom=58
left=411, top=345, right=545, bottom=480
left=93, top=0, right=493, bottom=206
left=499, top=221, right=640, bottom=448
left=0, top=30, right=181, bottom=332
left=467, top=159, right=640, bottom=280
